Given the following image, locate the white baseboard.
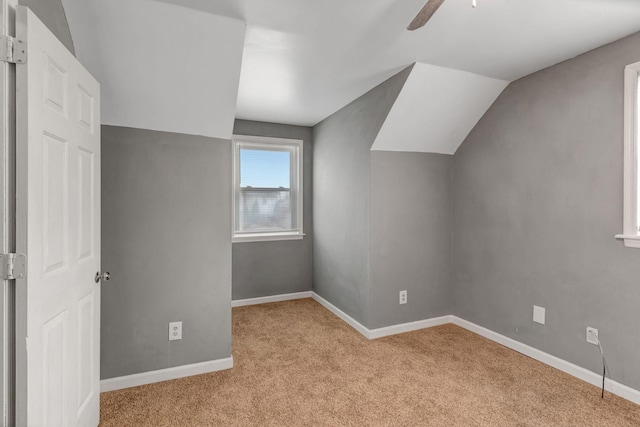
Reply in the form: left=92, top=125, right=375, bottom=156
left=100, top=293, right=640, bottom=405
left=232, top=291, right=312, bottom=307
left=451, top=317, right=640, bottom=405
left=368, top=315, right=453, bottom=339
left=311, top=292, right=371, bottom=338
left=311, top=291, right=451, bottom=340
left=100, top=357, right=234, bottom=392
left=309, top=291, right=640, bottom=405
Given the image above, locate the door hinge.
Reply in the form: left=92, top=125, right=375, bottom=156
left=0, top=35, right=26, bottom=64
left=0, top=253, right=26, bottom=280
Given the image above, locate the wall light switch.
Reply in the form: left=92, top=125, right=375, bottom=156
left=533, top=305, right=545, bottom=325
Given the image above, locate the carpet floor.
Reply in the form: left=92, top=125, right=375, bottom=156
left=100, top=298, right=640, bottom=426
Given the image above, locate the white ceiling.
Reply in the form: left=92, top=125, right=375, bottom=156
left=62, top=0, right=245, bottom=139
left=371, top=63, right=508, bottom=154
left=155, top=0, right=640, bottom=127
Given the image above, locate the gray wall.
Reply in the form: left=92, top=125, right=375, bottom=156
left=232, top=120, right=313, bottom=300
left=452, top=32, right=640, bottom=390
left=313, top=66, right=412, bottom=327
left=101, top=126, right=231, bottom=379
left=370, top=151, right=452, bottom=329
left=20, top=0, right=75, bottom=54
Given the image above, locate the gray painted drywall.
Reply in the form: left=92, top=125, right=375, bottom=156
left=313, top=66, right=412, bottom=327
left=232, top=120, right=313, bottom=300
left=452, top=32, right=640, bottom=390
left=20, top=0, right=75, bottom=54
left=101, top=125, right=231, bottom=379
left=369, top=151, right=452, bottom=329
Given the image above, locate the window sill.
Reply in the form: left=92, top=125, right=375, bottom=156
left=615, top=234, right=640, bottom=248
left=233, top=232, right=305, bottom=243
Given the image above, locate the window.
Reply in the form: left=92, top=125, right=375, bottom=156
left=617, top=61, right=640, bottom=248
left=233, top=135, right=303, bottom=242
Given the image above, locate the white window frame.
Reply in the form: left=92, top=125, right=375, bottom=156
left=232, top=135, right=304, bottom=243
left=617, top=61, right=640, bottom=248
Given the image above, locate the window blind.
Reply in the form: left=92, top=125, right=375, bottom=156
left=237, top=147, right=295, bottom=232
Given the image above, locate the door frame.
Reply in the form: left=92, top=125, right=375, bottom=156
left=0, top=1, right=18, bottom=426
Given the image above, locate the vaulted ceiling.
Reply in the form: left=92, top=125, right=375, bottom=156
left=62, top=0, right=245, bottom=139
left=371, top=63, right=508, bottom=154
left=156, top=0, right=640, bottom=127
left=62, top=0, right=640, bottom=152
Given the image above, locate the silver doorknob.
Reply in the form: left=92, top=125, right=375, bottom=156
left=95, top=271, right=110, bottom=283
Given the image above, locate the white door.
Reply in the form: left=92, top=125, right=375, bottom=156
left=15, top=6, right=101, bottom=427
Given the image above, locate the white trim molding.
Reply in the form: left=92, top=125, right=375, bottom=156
left=309, top=291, right=640, bottom=405
left=451, top=317, right=640, bottom=405
left=100, top=357, right=234, bottom=392
left=99, top=293, right=640, bottom=404
left=615, top=234, right=640, bottom=248
left=368, top=316, right=453, bottom=339
left=311, top=292, right=371, bottom=338
left=311, top=291, right=451, bottom=339
left=232, top=134, right=304, bottom=243
left=232, top=291, right=312, bottom=308
left=618, top=60, right=640, bottom=248
left=232, top=232, right=304, bottom=243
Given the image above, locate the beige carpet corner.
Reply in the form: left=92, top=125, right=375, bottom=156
left=100, top=299, right=640, bottom=426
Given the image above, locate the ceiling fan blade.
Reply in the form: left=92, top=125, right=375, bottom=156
left=407, top=0, right=446, bottom=31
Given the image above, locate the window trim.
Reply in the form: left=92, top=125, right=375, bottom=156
left=232, top=134, right=304, bottom=243
left=616, top=61, right=640, bottom=248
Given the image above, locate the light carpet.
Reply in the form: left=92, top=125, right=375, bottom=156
left=100, top=298, right=640, bottom=426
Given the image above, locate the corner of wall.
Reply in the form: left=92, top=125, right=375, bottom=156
left=367, top=65, right=414, bottom=151
left=312, top=64, right=421, bottom=330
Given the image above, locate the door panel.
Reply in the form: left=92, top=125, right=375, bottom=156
left=42, top=132, right=68, bottom=274
left=76, top=291, right=94, bottom=414
left=42, top=311, right=67, bottom=426
left=16, top=6, right=101, bottom=426
left=77, top=147, right=94, bottom=261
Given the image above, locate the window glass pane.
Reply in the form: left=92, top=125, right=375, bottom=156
left=238, top=189, right=292, bottom=232
left=237, top=145, right=296, bottom=232
left=240, top=148, right=290, bottom=188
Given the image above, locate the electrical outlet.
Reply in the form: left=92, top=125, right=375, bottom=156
left=399, top=290, right=407, bottom=305
left=586, top=327, right=599, bottom=345
left=169, top=321, right=182, bottom=341
left=533, top=305, right=545, bottom=325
